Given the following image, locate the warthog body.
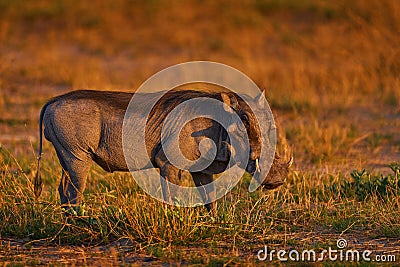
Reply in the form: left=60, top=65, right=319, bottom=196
left=35, top=89, right=291, bottom=212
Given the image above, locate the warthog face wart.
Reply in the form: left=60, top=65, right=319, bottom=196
left=34, top=89, right=291, bottom=214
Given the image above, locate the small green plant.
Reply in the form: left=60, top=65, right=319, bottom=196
left=330, top=163, right=400, bottom=200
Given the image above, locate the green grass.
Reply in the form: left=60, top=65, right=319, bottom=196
left=329, top=164, right=400, bottom=201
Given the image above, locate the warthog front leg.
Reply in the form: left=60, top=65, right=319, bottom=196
left=191, top=172, right=216, bottom=215
left=155, top=150, right=181, bottom=205
left=155, top=149, right=216, bottom=214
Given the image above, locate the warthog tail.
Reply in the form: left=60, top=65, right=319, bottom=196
left=34, top=99, right=56, bottom=199
left=34, top=159, right=42, bottom=199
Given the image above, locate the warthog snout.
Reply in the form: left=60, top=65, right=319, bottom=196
left=247, top=154, right=293, bottom=190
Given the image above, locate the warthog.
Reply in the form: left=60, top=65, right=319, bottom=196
left=34, top=89, right=291, bottom=213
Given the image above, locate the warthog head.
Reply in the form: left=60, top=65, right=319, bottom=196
left=222, top=91, right=292, bottom=190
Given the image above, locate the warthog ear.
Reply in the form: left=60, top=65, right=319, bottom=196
left=221, top=92, right=238, bottom=113
left=255, top=90, right=265, bottom=108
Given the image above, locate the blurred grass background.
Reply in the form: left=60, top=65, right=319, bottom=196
left=0, top=0, right=399, bottom=105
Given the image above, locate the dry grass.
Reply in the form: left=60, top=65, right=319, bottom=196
left=0, top=0, right=399, bottom=265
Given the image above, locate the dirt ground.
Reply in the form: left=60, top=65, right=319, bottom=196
left=2, top=232, right=400, bottom=265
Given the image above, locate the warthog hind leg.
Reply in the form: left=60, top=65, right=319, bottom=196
left=53, top=146, right=91, bottom=212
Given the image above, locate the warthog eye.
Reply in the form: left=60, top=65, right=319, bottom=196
left=241, top=113, right=250, bottom=128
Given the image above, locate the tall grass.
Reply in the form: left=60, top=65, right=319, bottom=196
left=1, top=146, right=399, bottom=258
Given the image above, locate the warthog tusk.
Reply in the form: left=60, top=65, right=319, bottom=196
left=255, top=158, right=261, bottom=172
left=287, top=156, right=294, bottom=168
